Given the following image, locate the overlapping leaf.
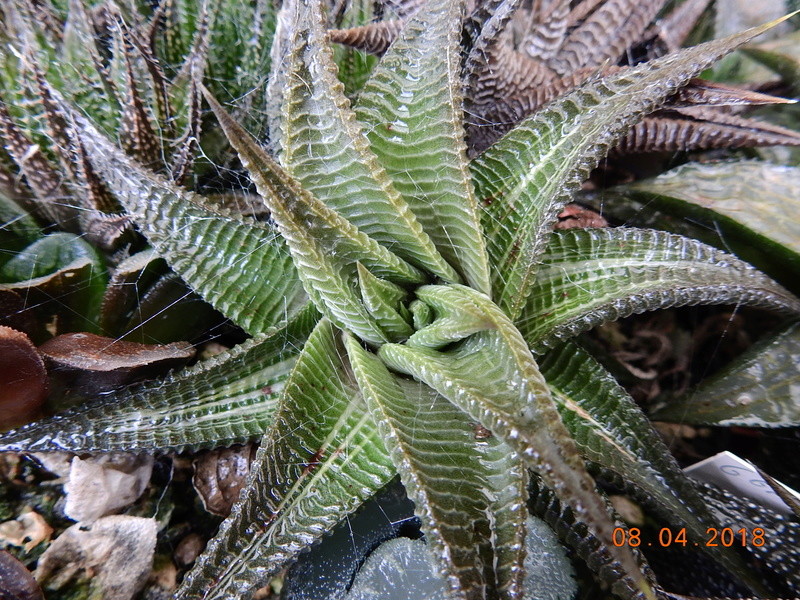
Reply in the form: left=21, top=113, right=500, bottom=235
left=204, top=88, right=428, bottom=345
left=73, top=111, right=306, bottom=336
left=539, top=340, right=765, bottom=592
left=472, top=16, right=795, bottom=321
left=346, top=335, right=529, bottom=599
left=0, top=306, right=319, bottom=454
left=355, top=0, right=492, bottom=294
left=177, top=319, right=394, bottom=599
left=519, top=228, right=800, bottom=351
left=652, top=321, right=800, bottom=427
left=278, top=0, right=458, bottom=283
left=527, top=473, right=657, bottom=600
left=379, top=284, right=654, bottom=597
left=601, top=161, right=800, bottom=294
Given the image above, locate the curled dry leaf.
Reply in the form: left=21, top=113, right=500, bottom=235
left=0, top=326, right=47, bottom=430
left=192, top=443, right=257, bottom=516
left=555, top=203, right=609, bottom=230
left=35, top=515, right=157, bottom=600
left=39, top=332, right=195, bottom=395
left=0, top=508, right=53, bottom=552
left=63, top=453, right=154, bottom=523
left=0, top=549, right=44, bottom=600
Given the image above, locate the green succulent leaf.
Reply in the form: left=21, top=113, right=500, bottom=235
left=204, top=87, right=427, bottom=344
left=519, top=228, right=800, bottom=352
left=357, top=263, right=414, bottom=340
left=355, top=0, right=493, bottom=295
left=177, top=319, right=394, bottom=599
left=0, top=306, right=319, bottom=454
left=472, top=16, right=795, bottom=321
left=0, top=191, right=42, bottom=255
left=72, top=110, right=306, bottom=335
left=651, top=321, right=800, bottom=427
left=0, top=232, right=105, bottom=333
left=379, top=284, right=653, bottom=598
left=58, top=0, right=122, bottom=135
left=528, top=474, right=656, bottom=600
left=279, top=0, right=458, bottom=283
left=345, top=334, right=530, bottom=598
left=539, top=340, right=764, bottom=591
left=602, top=161, right=800, bottom=295
left=345, top=335, right=494, bottom=597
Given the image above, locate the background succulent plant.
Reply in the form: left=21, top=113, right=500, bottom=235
left=1, top=0, right=800, bottom=599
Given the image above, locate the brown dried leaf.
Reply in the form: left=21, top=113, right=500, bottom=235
left=614, top=107, right=800, bottom=154
left=555, top=203, right=609, bottom=229
left=546, top=0, right=667, bottom=75
left=192, top=443, right=257, bottom=517
left=38, top=332, right=195, bottom=395
left=329, top=19, right=406, bottom=55
left=0, top=509, right=54, bottom=552
left=0, top=100, right=76, bottom=229
left=0, top=326, right=47, bottom=431
left=640, top=0, right=712, bottom=56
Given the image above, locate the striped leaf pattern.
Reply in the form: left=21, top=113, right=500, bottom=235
left=472, top=16, right=793, bottom=321
left=539, top=341, right=765, bottom=591
left=520, top=228, right=800, bottom=351
left=356, top=0, right=492, bottom=294
left=0, top=307, right=319, bottom=454
left=74, top=114, right=307, bottom=336
left=279, top=0, right=458, bottom=282
left=178, top=319, right=394, bottom=599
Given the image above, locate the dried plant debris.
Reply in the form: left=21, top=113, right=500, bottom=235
left=554, top=203, right=608, bottom=230
left=60, top=453, right=154, bottom=524
left=330, top=0, right=800, bottom=155
left=0, top=508, right=53, bottom=552
left=192, top=443, right=257, bottom=517
left=0, top=549, right=44, bottom=600
left=0, top=326, right=47, bottom=431
left=39, top=332, right=195, bottom=395
left=35, top=515, right=157, bottom=600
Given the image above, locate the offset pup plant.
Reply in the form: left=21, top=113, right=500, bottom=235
left=1, top=0, right=800, bottom=598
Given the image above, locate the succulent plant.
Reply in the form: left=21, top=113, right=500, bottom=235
left=2, top=0, right=800, bottom=599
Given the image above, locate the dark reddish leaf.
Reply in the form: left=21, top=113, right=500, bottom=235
left=0, top=326, right=47, bottom=430
left=38, top=332, right=195, bottom=395
left=614, top=107, right=800, bottom=154
left=639, top=0, right=712, bottom=56
left=0, top=550, right=44, bottom=600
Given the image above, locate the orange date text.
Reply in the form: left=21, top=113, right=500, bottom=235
left=611, top=527, right=765, bottom=548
